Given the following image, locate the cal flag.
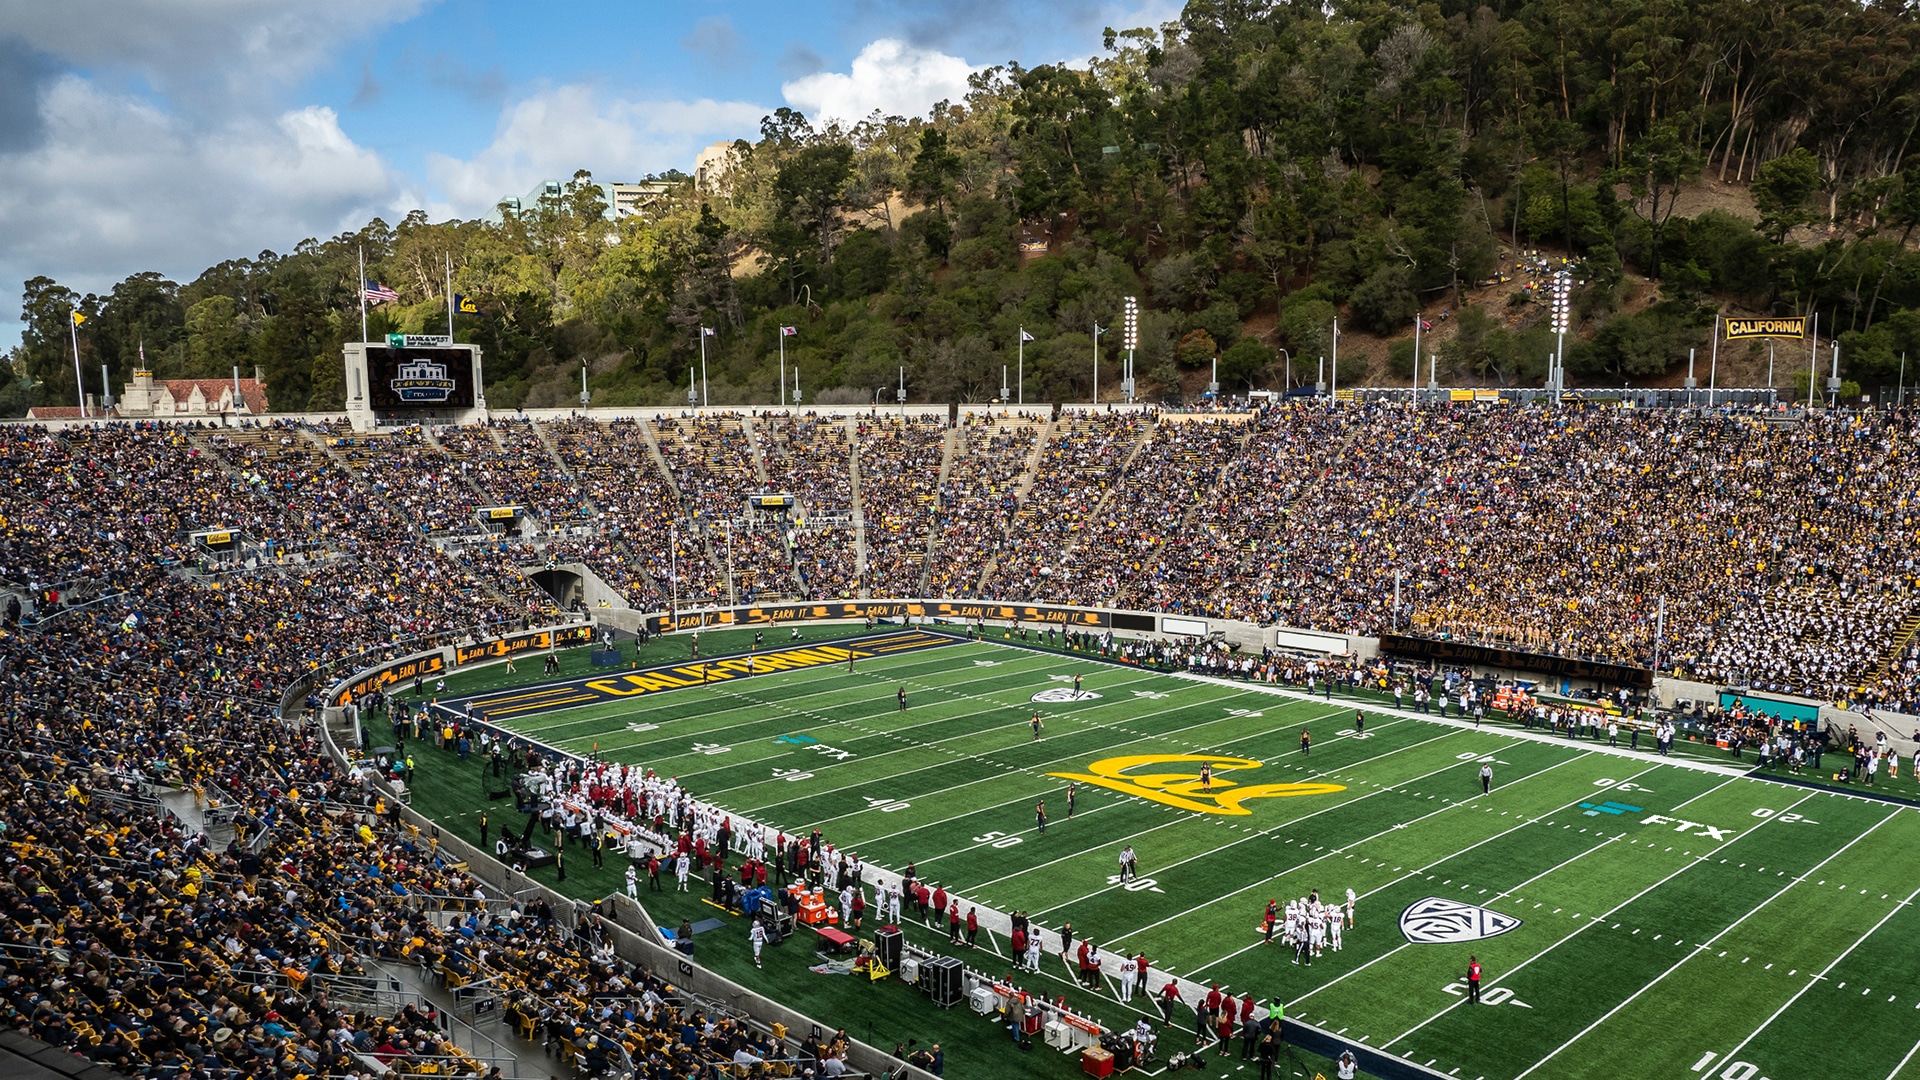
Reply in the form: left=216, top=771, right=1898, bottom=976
left=455, top=293, right=481, bottom=315
left=363, top=281, right=400, bottom=304
left=701, top=326, right=717, bottom=337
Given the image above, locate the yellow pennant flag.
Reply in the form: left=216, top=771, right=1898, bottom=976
left=71, top=311, right=86, bottom=325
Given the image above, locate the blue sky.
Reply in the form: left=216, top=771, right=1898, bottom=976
left=0, top=0, right=1178, bottom=350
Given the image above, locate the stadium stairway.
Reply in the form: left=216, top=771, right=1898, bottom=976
left=525, top=420, right=601, bottom=519
left=420, top=425, right=501, bottom=516
left=739, top=414, right=772, bottom=485
left=971, top=416, right=1056, bottom=593
left=910, top=422, right=964, bottom=596
left=846, top=415, right=870, bottom=588
left=1861, top=611, right=1920, bottom=691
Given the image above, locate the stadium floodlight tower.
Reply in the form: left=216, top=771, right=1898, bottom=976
left=1122, top=296, right=1139, bottom=404
left=1550, top=270, right=1572, bottom=406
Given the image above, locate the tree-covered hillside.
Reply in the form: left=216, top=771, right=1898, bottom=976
left=11, top=0, right=1920, bottom=415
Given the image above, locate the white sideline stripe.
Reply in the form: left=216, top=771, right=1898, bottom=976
left=529, top=642, right=1044, bottom=736
left=1111, top=749, right=1610, bottom=951
left=596, top=651, right=1152, bottom=766
left=1885, top=1033, right=1920, bottom=1080
left=1384, top=788, right=1827, bottom=1051
left=1714, top=880, right=1920, bottom=1070
left=910, top=703, right=1367, bottom=880
left=982, top=723, right=1477, bottom=902
left=1205, top=753, right=1658, bottom=980
left=662, top=663, right=1175, bottom=781
left=1262, top=763, right=1685, bottom=1000
left=827, top=704, right=1380, bottom=851
left=1504, top=799, right=1896, bottom=1078
left=735, top=678, right=1308, bottom=814
left=518, top=648, right=1062, bottom=764
left=1158, top=668, right=1752, bottom=778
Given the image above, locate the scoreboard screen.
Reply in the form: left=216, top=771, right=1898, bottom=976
left=365, top=346, right=477, bottom=410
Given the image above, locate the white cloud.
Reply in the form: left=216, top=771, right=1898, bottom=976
left=426, top=85, right=766, bottom=214
left=781, top=39, right=975, bottom=125
left=0, top=76, right=406, bottom=296
left=5, top=0, right=433, bottom=111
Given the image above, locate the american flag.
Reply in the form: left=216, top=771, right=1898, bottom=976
left=363, top=280, right=400, bottom=304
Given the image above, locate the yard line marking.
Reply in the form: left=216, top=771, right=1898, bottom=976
left=541, top=649, right=1079, bottom=749
left=1715, top=880, right=1920, bottom=1069
left=826, top=703, right=1396, bottom=845
left=719, top=681, right=1328, bottom=809
left=1016, top=727, right=1514, bottom=918
left=1203, top=757, right=1652, bottom=986
left=1383, top=788, right=1827, bottom=1053
left=645, top=664, right=1179, bottom=780
left=1504, top=798, right=1895, bottom=1078
left=1156, top=668, right=1750, bottom=778
left=475, top=632, right=972, bottom=720
left=673, top=679, right=1173, bottom=782
left=1884, top=1031, right=1920, bottom=1080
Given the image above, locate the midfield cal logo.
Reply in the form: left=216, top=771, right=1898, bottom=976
left=1046, top=754, right=1345, bottom=816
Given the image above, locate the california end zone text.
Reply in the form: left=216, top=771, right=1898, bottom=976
left=455, top=630, right=956, bottom=718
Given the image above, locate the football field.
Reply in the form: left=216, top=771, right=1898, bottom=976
left=448, top=631, right=1920, bottom=1080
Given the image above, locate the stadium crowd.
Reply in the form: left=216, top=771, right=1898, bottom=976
left=12, top=399, right=1920, bottom=725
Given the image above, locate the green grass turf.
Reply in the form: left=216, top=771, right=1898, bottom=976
left=395, top=632, right=1920, bottom=1080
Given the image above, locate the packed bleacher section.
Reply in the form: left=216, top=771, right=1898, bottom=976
left=324, top=424, right=487, bottom=536
left=855, top=416, right=947, bottom=598
left=8, top=400, right=1920, bottom=1077
left=985, top=413, right=1147, bottom=601
left=758, top=415, right=857, bottom=601
left=653, top=415, right=790, bottom=604
left=12, top=400, right=1920, bottom=709
left=925, top=415, right=1043, bottom=597
left=0, top=418, right=864, bottom=1078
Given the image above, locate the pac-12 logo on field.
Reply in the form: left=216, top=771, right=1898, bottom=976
left=1399, top=897, right=1523, bottom=944
left=1032, top=688, right=1101, bottom=703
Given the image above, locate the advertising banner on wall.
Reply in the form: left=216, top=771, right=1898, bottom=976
left=455, top=625, right=595, bottom=666
left=648, top=600, right=1111, bottom=633
left=1379, top=634, right=1652, bottom=688
left=333, top=652, right=446, bottom=706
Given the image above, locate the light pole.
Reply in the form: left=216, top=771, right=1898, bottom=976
left=1549, top=270, right=1572, bottom=406
left=1122, top=296, right=1138, bottom=405
left=1092, top=323, right=1106, bottom=404
left=698, top=326, right=713, bottom=407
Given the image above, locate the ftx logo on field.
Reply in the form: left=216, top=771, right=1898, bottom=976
left=1578, top=801, right=1739, bottom=840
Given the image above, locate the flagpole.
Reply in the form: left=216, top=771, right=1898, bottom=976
left=1018, top=328, right=1025, bottom=406
left=358, top=246, right=369, bottom=344
left=779, top=330, right=786, bottom=409
left=445, top=253, right=455, bottom=339
left=70, top=311, right=86, bottom=418
left=699, top=328, right=709, bottom=408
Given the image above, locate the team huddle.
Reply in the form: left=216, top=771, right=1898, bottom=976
left=1262, top=888, right=1355, bottom=966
